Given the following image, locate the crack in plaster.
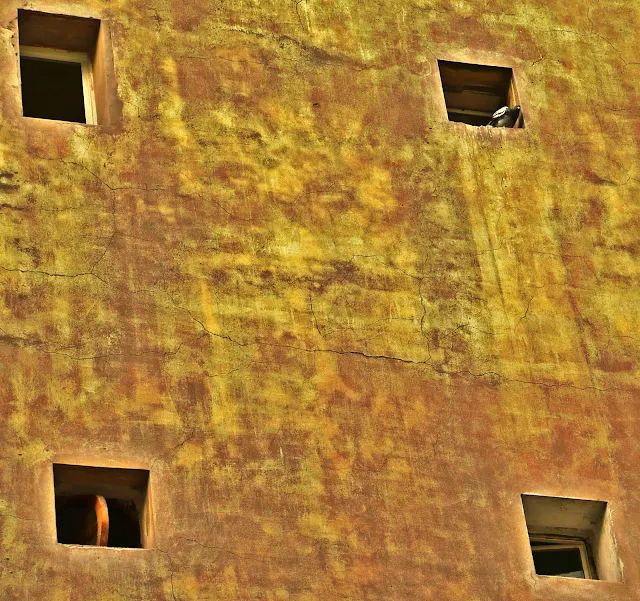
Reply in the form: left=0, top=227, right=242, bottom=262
left=150, top=429, right=197, bottom=471
left=177, top=536, right=271, bottom=563
left=515, top=292, right=537, bottom=331
left=0, top=269, right=624, bottom=393
left=155, top=546, right=180, bottom=601
left=0, top=512, right=33, bottom=522
left=1, top=159, right=634, bottom=392
left=165, top=293, right=250, bottom=349
left=263, top=341, right=621, bottom=393
left=0, top=264, right=109, bottom=286
left=0, top=324, right=185, bottom=362
left=307, top=291, right=324, bottom=337
left=0, top=242, right=630, bottom=393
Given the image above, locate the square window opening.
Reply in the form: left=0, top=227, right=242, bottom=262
left=438, top=60, right=523, bottom=128
left=521, top=494, right=622, bottom=582
left=53, top=463, right=153, bottom=549
left=18, top=9, right=117, bottom=126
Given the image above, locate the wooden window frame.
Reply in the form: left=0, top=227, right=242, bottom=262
left=20, top=45, right=97, bottom=125
left=529, top=535, right=593, bottom=579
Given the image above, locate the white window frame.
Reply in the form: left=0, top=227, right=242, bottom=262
left=20, top=46, right=97, bottom=125
left=530, top=535, right=593, bottom=579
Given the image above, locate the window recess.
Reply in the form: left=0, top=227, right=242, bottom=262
left=521, top=494, right=622, bottom=582
left=17, top=9, right=117, bottom=126
left=438, top=60, right=523, bottom=128
left=53, top=463, right=153, bottom=549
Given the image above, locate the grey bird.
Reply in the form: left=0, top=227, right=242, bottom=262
left=487, top=105, right=521, bottom=128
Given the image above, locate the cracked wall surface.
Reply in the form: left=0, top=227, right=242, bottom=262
left=1, top=0, right=640, bottom=599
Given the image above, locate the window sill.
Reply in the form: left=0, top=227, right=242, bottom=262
left=57, top=543, right=153, bottom=551
left=22, top=116, right=96, bottom=127
left=443, top=120, right=527, bottom=132
left=532, top=574, right=624, bottom=585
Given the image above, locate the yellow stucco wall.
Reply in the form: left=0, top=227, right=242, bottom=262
left=1, top=0, right=639, bottom=599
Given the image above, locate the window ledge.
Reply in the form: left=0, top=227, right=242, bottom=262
left=22, top=116, right=96, bottom=127
left=533, top=574, right=624, bottom=585
left=57, top=543, right=154, bottom=551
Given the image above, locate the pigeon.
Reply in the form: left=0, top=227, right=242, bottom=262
left=487, top=105, right=521, bottom=128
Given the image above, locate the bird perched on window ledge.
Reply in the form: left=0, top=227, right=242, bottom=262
left=486, top=105, right=521, bottom=128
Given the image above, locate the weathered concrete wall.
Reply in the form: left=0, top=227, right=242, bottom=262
left=0, top=0, right=639, bottom=599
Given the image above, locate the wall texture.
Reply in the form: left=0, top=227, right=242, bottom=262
left=1, top=0, right=639, bottom=599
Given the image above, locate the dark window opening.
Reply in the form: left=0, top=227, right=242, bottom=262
left=53, top=464, right=153, bottom=549
left=530, top=538, right=590, bottom=578
left=55, top=495, right=142, bottom=548
left=20, top=56, right=86, bottom=123
left=438, top=60, right=523, bottom=128
left=106, top=499, right=141, bottom=548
